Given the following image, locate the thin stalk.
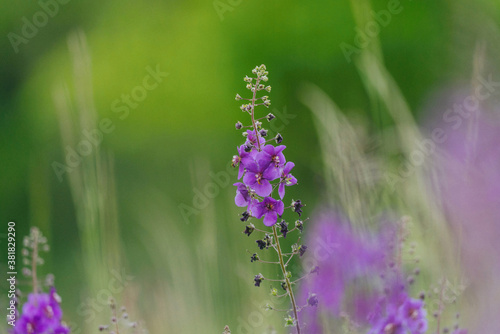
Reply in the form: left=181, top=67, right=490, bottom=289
left=250, top=78, right=262, bottom=151
left=272, top=225, right=301, bottom=334
left=32, top=231, right=38, bottom=294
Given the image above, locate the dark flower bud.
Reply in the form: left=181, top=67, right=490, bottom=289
left=291, top=199, right=303, bottom=216
left=254, top=274, right=264, bottom=287
left=266, top=113, right=275, bottom=121
left=299, top=244, right=307, bottom=257
left=279, top=220, right=288, bottom=238
left=256, top=240, right=267, bottom=250
left=235, top=121, right=243, bottom=129
left=235, top=94, right=242, bottom=100
left=240, top=211, right=250, bottom=222
left=250, top=253, right=259, bottom=262
left=259, top=129, right=268, bottom=137
left=281, top=282, right=287, bottom=291
left=244, top=144, right=253, bottom=153
left=243, top=223, right=255, bottom=236
left=275, top=133, right=283, bottom=143
left=264, top=234, right=272, bottom=247
left=307, top=293, right=319, bottom=307
left=295, top=220, right=303, bottom=233
left=310, top=266, right=320, bottom=274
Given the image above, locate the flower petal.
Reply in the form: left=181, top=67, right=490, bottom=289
left=278, top=183, right=285, bottom=199
left=253, top=180, right=272, bottom=197
left=263, top=211, right=278, bottom=226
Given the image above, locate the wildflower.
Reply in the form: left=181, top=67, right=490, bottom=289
left=233, top=183, right=252, bottom=207
left=242, top=161, right=278, bottom=197
left=266, top=113, right=275, bottom=121
left=250, top=253, right=259, bottom=263
left=235, top=121, right=243, bottom=129
left=278, top=162, right=297, bottom=199
left=253, top=197, right=285, bottom=226
left=260, top=144, right=286, bottom=174
left=398, top=298, right=427, bottom=333
left=244, top=129, right=265, bottom=148
left=13, top=288, right=69, bottom=334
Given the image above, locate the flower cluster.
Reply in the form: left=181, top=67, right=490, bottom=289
left=232, top=65, right=298, bottom=226
left=13, top=288, right=69, bottom=334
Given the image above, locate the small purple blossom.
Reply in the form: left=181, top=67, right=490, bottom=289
left=260, top=144, right=286, bottom=174
left=243, top=161, right=279, bottom=197
left=253, top=197, right=284, bottom=226
left=278, top=161, right=297, bottom=199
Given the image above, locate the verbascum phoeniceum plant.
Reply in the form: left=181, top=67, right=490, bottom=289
left=11, top=227, right=70, bottom=334
left=230, top=65, right=315, bottom=333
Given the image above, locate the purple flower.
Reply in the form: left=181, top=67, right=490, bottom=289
left=260, top=144, right=286, bottom=174
left=398, top=298, right=427, bottom=333
left=233, top=183, right=251, bottom=207
left=13, top=288, right=69, bottom=334
left=278, top=161, right=297, bottom=199
left=369, top=313, right=405, bottom=334
left=243, top=160, right=279, bottom=197
left=253, top=197, right=284, bottom=226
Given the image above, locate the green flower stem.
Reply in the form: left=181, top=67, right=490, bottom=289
left=272, top=225, right=301, bottom=334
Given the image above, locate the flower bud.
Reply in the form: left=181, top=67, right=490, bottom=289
left=243, top=223, right=255, bottom=236
left=259, top=129, right=268, bottom=137
left=254, top=273, right=264, bottom=287
left=235, top=94, right=242, bottom=100
left=275, top=133, right=283, bottom=144
left=307, top=293, right=318, bottom=307
left=295, top=220, right=303, bottom=233
left=235, top=121, right=243, bottom=129
left=266, top=113, right=275, bottom=121
left=250, top=253, right=259, bottom=262
left=240, top=211, right=250, bottom=222
left=265, top=86, right=272, bottom=92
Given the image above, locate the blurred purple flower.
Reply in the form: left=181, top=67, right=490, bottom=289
left=297, top=211, right=396, bottom=332
left=13, top=287, right=69, bottom=334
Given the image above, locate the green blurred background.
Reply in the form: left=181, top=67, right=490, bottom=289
left=1, top=0, right=499, bottom=332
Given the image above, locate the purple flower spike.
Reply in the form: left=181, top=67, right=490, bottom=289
left=254, top=197, right=284, bottom=226
left=243, top=161, right=279, bottom=197
left=278, top=161, right=297, bottom=199
left=234, top=182, right=251, bottom=207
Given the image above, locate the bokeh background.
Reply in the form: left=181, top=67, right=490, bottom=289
left=2, top=0, right=500, bottom=333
